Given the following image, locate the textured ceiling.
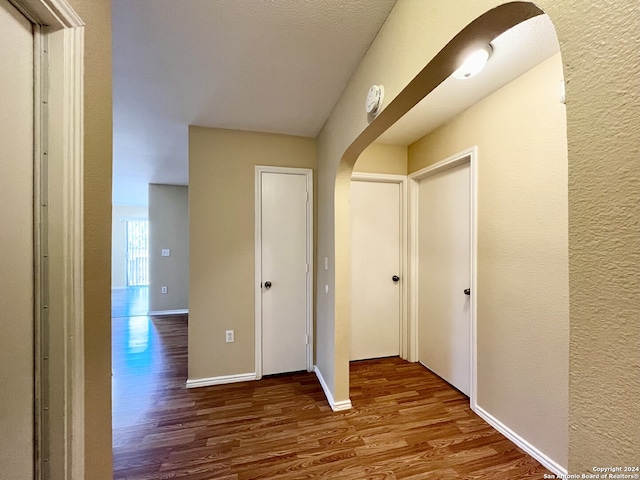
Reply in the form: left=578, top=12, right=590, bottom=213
left=112, top=4, right=559, bottom=206
left=112, top=0, right=397, bottom=205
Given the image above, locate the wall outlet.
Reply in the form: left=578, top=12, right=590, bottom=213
left=161, top=286, right=168, bottom=294
left=161, top=248, right=170, bottom=257
left=225, top=330, right=234, bottom=343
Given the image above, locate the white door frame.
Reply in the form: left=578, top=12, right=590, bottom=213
left=10, top=0, right=84, bottom=478
left=350, top=172, right=409, bottom=359
left=254, top=166, right=314, bottom=379
left=408, top=147, right=478, bottom=405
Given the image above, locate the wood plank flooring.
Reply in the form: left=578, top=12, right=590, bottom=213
left=112, top=286, right=149, bottom=318
left=112, top=315, right=551, bottom=479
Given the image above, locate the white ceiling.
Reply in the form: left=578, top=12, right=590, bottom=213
left=112, top=3, right=560, bottom=206
left=112, top=0, right=397, bottom=206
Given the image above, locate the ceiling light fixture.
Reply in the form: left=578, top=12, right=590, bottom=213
left=452, top=44, right=493, bottom=80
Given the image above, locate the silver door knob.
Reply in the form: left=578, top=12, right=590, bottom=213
left=264, top=281, right=272, bottom=289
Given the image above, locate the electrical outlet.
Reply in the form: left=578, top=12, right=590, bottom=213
left=225, top=330, right=234, bottom=343
left=161, top=286, right=168, bottom=294
left=161, top=248, right=170, bottom=257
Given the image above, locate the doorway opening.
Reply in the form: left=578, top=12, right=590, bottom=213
left=409, top=149, right=477, bottom=400
left=349, top=171, right=408, bottom=362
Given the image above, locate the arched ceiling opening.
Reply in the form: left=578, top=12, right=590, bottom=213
left=378, top=12, right=560, bottom=146
left=338, top=1, right=548, bottom=169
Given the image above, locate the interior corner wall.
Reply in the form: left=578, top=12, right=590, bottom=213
left=188, top=127, right=317, bottom=382
left=353, top=143, right=408, bottom=175
left=409, top=53, right=569, bottom=468
left=148, top=185, right=189, bottom=312
left=111, top=205, right=149, bottom=288
left=67, top=0, right=113, bottom=477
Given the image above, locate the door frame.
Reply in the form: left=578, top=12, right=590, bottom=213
left=9, top=0, right=84, bottom=478
left=350, top=172, right=409, bottom=359
left=408, top=147, right=478, bottom=404
left=254, top=166, right=314, bottom=379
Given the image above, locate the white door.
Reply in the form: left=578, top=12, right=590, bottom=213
left=418, top=161, right=471, bottom=396
left=350, top=180, right=401, bottom=360
left=0, top=0, right=34, bottom=477
left=259, top=170, right=311, bottom=375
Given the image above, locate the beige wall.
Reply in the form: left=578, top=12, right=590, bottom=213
left=189, top=127, right=316, bottom=381
left=354, top=142, right=407, bottom=175
left=316, top=0, right=639, bottom=472
left=43, top=0, right=637, bottom=476
left=556, top=2, right=640, bottom=468
left=71, top=0, right=113, bottom=477
left=409, top=53, right=568, bottom=467
left=112, top=205, right=148, bottom=288
left=149, top=184, right=189, bottom=312
left=0, top=2, right=34, bottom=476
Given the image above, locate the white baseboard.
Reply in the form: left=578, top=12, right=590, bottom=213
left=472, top=404, right=567, bottom=477
left=147, top=308, right=188, bottom=316
left=186, top=372, right=256, bottom=388
left=313, top=365, right=352, bottom=412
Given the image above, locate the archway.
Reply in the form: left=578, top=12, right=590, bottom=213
left=333, top=1, right=569, bottom=473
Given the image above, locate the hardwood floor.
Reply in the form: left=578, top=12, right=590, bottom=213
left=112, top=286, right=149, bottom=318
left=112, top=315, right=551, bottom=479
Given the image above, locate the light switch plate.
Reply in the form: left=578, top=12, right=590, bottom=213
left=161, top=248, right=170, bottom=257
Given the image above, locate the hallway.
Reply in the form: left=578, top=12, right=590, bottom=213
left=111, top=314, right=549, bottom=479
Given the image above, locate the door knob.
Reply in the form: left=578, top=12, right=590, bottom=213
left=464, top=288, right=470, bottom=295
left=392, top=275, right=400, bottom=282
left=264, top=281, right=272, bottom=289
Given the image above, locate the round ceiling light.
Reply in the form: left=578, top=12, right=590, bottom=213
left=452, top=44, right=493, bottom=80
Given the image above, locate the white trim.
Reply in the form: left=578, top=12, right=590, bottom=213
left=350, top=172, right=406, bottom=183
left=408, top=147, right=478, bottom=404
left=12, top=1, right=85, bottom=478
left=409, top=147, right=475, bottom=180
left=407, top=172, right=419, bottom=362
left=313, top=366, right=352, bottom=412
left=147, top=309, right=189, bottom=316
left=350, top=172, right=409, bottom=360
left=470, top=149, right=479, bottom=404
left=254, top=166, right=314, bottom=380
left=13, top=0, right=82, bottom=27
left=473, top=405, right=567, bottom=477
left=61, top=23, right=85, bottom=480
left=186, top=372, right=257, bottom=389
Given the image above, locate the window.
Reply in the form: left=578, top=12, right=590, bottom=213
left=125, top=219, right=149, bottom=287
